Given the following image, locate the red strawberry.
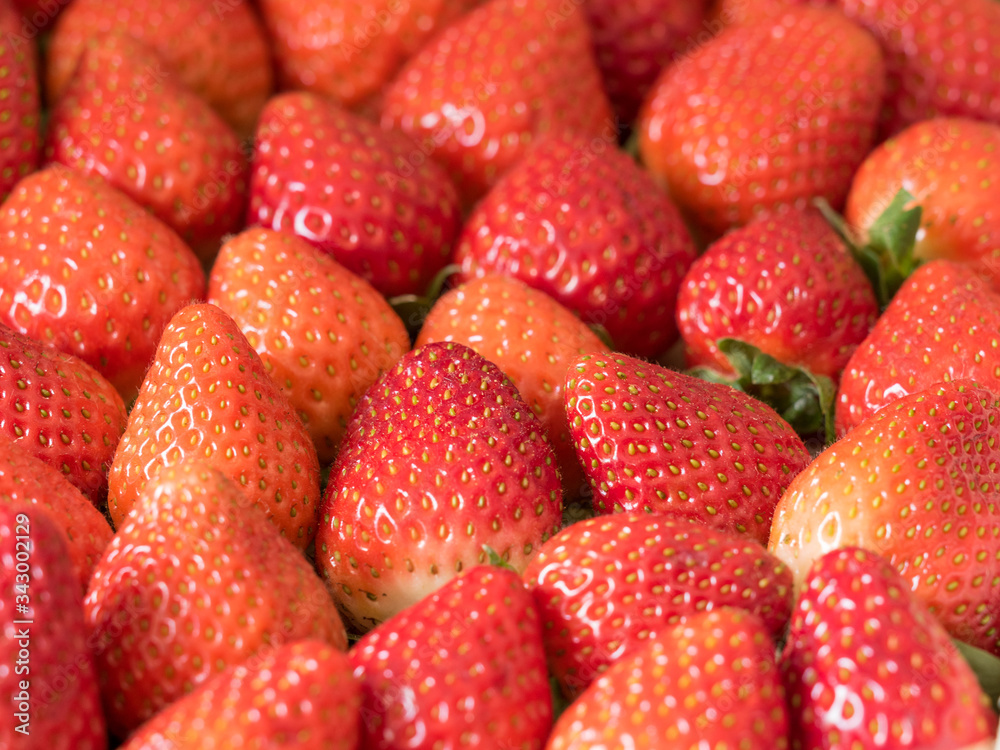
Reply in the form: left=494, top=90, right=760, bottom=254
left=208, top=228, right=411, bottom=464
left=351, top=565, right=551, bottom=750
left=108, top=303, right=321, bottom=548
left=455, top=136, right=699, bottom=358
left=249, top=91, right=461, bottom=299
left=86, top=461, right=348, bottom=737
left=379, top=0, right=614, bottom=203
left=565, top=353, right=811, bottom=543
left=546, top=608, right=790, bottom=750
left=770, top=381, right=1000, bottom=655
left=0, top=0, right=39, bottom=202
left=121, top=640, right=361, bottom=750
left=0, top=505, right=107, bottom=749
left=783, top=547, right=996, bottom=749
left=317, top=341, right=562, bottom=631
left=0, top=165, right=206, bottom=400
left=525, top=513, right=793, bottom=697
left=45, top=34, right=249, bottom=262
left=638, top=6, right=885, bottom=235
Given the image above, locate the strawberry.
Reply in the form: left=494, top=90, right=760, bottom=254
left=546, top=608, right=790, bottom=750
left=10, top=0, right=68, bottom=28
left=208, top=228, right=411, bottom=464
left=379, top=0, right=614, bottom=203
left=108, top=303, right=322, bottom=548
left=637, top=6, right=885, bottom=236
left=454, top=136, right=699, bottom=358
left=45, top=34, right=249, bottom=263
left=0, top=0, right=40, bottom=202
left=416, top=275, right=610, bottom=497
left=317, top=341, right=562, bottom=631
left=351, top=565, right=551, bottom=749
left=86, top=461, right=348, bottom=737
left=0, top=165, right=206, bottom=400
left=0, top=504, right=107, bottom=749
left=249, top=91, right=461, bottom=299
left=525, top=513, right=793, bottom=697
left=783, top=547, right=996, bottom=749
left=121, top=640, right=361, bottom=750
left=565, top=353, right=811, bottom=543
left=46, top=0, right=273, bottom=135
left=770, top=381, right=1000, bottom=655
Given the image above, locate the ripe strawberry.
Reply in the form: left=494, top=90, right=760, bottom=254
left=45, top=34, right=249, bottom=262
left=525, top=514, right=793, bottom=697
left=249, top=91, right=461, bottom=299
left=0, top=0, right=39, bottom=202
left=547, top=608, right=790, bottom=750
left=783, top=547, right=996, bottom=749
left=770, top=381, right=1000, bottom=655
left=455, top=136, right=699, bottom=358
left=317, top=341, right=562, bottom=631
left=638, top=6, right=884, bottom=235
left=108, top=303, right=321, bottom=548
left=0, top=165, right=206, bottom=400
left=46, top=0, right=273, bottom=135
left=86, top=461, right=348, bottom=737
left=352, top=565, right=551, bottom=749
left=121, top=640, right=361, bottom=750
left=379, top=0, right=614, bottom=203
left=0, top=504, right=107, bottom=749
left=208, top=228, right=410, bottom=464
left=565, top=353, right=811, bottom=543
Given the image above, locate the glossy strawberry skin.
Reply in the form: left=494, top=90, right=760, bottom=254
left=352, top=566, right=551, bottom=750
left=0, top=0, right=40, bottom=202
left=565, top=353, right=811, bottom=543
left=771, top=381, right=1000, bottom=655
left=317, top=341, right=562, bottom=632
left=249, top=92, right=461, bottom=299
left=86, top=462, right=348, bottom=737
left=0, top=166, right=206, bottom=400
left=108, top=303, right=322, bottom=548
left=783, top=547, right=996, bottom=749
left=525, top=514, right=793, bottom=697
left=455, top=136, right=699, bottom=358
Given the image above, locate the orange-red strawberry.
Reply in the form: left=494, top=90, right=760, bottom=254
left=249, top=92, right=461, bottom=299
left=0, top=166, right=206, bottom=400
left=0, top=0, right=39, bottom=202
left=109, top=303, right=322, bottom=548
left=86, top=461, right=348, bottom=737
left=208, top=228, right=410, bottom=464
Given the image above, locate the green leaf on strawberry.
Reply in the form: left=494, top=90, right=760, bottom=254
left=954, top=639, right=1000, bottom=713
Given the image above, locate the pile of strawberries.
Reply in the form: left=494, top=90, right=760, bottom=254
left=1, top=0, right=1000, bottom=747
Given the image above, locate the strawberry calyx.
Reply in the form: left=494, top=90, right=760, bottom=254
left=389, top=264, right=461, bottom=341
left=482, top=544, right=519, bottom=573
left=954, top=639, right=1000, bottom=713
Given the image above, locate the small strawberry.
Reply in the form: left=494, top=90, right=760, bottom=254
left=379, top=0, right=614, bottom=203
left=783, top=547, right=996, bottom=749
left=546, top=608, right=790, bottom=750
left=525, top=513, right=793, bottom=697
left=565, top=353, right=811, bottom=543
left=86, top=461, right=348, bottom=737
left=317, top=341, right=562, bottom=631
left=0, top=0, right=40, bottom=202
left=108, top=303, right=321, bottom=548
left=0, top=165, right=206, bottom=400
left=351, top=565, right=552, bottom=750
left=455, top=136, right=699, bottom=358
left=638, top=6, right=885, bottom=235
left=249, top=91, right=461, bottom=299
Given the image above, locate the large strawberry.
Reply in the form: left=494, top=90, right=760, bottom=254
left=379, top=0, right=613, bottom=203
left=0, top=165, right=206, bottom=400
left=317, top=341, right=562, bottom=631
left=525, top=514, right=793, bottom=697
left=86, top=461, right=348, bottom=737
left=108, top=303, right=321, bottom=548
left=0, top=0, right=40, bottom=202
left=638, top=6, right=884, bottom=235
left=565, top=353, right=811, bottom=543
left=770, top=381, right=1000, bottom=655
left=783, top=547, right=996, bottom=749
left=351, top=565, right=551, bottom=750
left=455, top=136, right=698, bottom=358
left=249, top=91, right=461, bottom=299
